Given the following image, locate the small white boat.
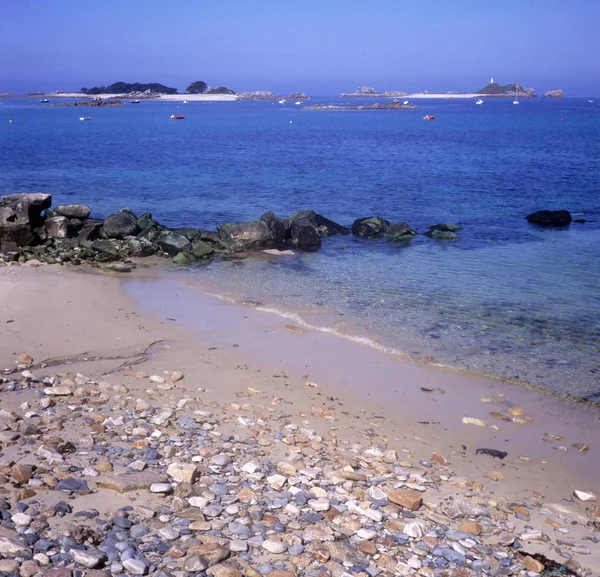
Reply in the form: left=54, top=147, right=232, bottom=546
left=513, top=87, right=519, bottom=105
left=183, top=100, right=189, bottom=104
left=476, top=99, right=483, bottom=105
left=79, top=116, right=91, bottom=121
left=130, top=100, right=140, bottom=104
left=588, top=99, right=594, bottom=103
left=278, top=99, right=286, bottom=104
left=403, top=100, right=409, bottom=105
left=295, top=101, right=302, bottom=105
left=40, top=99, right=49, bottom=103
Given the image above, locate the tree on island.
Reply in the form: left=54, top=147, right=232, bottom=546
left=186, top=80, right=208, bottom=94
left=206, top=86, right=236, bottom=95
left=82, top=82, right=178, bottom=95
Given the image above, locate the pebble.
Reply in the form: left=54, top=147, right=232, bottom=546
left=149, top=483, right=172, bottom=493
left=263, top=540, right=288, bottom=554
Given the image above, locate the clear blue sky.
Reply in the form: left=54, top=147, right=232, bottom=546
left=1, top=0, right=598, bottom=95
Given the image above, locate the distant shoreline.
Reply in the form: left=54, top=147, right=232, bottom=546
left=10, top=92, right=239, bottom=102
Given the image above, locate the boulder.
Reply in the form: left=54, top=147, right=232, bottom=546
left=289, top=210, right=350, bottom=236
left=137, top=212, right=160, bottom=231
left=290, top=219, right=321, bottom=251
left=260, top=211, right=290, bottom=243
left=171, top=228, right=202, bottom=241
left=44, top=216, right=71, bottom=239
left=0, top=222, right=34, bottom=252
left=54, top=204, right=92, bottom=219
left=91, top=240, right=121, bottom=258
left=425, top=223, right=462, bottom=239
left=102, top=211, right=139, bottom=239
left=157, top=230, right=192, bottom=255
left=526, top=210, right=572, bottom=227
left=385, top=222, right=417, bottom=241
left=217, top=221, right=274, bottom=251
left=351, top=216, right=390, bottom=238
left=77, top=220, right=103, bottom=241
left=192, top=241, right=215, bottom=259
left=123, top=238, right=156, bottom=257
left=1, top=193, right=51, bottom=225
left=173, top=252, right=196, bottom=265
left=0, top=206, right=16, bottom=223
left=137, top=225, right=162, bottom=243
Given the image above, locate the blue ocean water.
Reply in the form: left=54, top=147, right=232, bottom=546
left=1, top=96, right=599, bottom=398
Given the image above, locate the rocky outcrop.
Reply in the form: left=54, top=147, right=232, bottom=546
left=0, top=193, right=52, bottom=251
left=351, top=217, right=390, bottom=238
left=526, top=210, right=572, bottom=227
left=544, top=90, right=564, bottom=98
left=425, top=223, right=462, bottom=240
left=290, top=218, right=321, bottom=252
left=102, top=210, right=140, bottom=239
left=54, top=204, right=92, bottom=219
left=305, top=100, right=418, bottom=111
left=288, top=210, right=350, bottom=236
left=477, top=82, right=536, bottom=97
left=385, top=222, right=417, bottom=241
left=288, top=92, right=311, bottom=100
left=217, top=221, right=274, bottom=252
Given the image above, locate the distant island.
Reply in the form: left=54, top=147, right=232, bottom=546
left=339, top=79, right=563, bottom=99
left=304, top=99, right=418, bottom=111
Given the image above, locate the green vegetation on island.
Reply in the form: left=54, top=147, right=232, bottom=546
left=477, top=81, right=535, bottom=97
left=81, top=82, right=178, bottom=95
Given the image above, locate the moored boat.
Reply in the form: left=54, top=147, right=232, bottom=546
left=40, top=99, right=49, bottom=103
left=79, top=116, right=91, bottom=121
left=423, top=115, right=435, bottom=120
left=476, top=99, right=483, bottom=105
left=170, top=115, right=185, bottom=120
left=130, top=100, right=141, bottom=104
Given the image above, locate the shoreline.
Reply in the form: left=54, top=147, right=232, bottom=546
left=1, top=263, right=598, bottom=573
left=16, top=92, right=240, bottom=102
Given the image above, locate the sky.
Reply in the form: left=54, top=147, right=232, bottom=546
left=1, top=0, right=599, bottom=96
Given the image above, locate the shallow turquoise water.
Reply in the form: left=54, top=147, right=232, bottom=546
left=1, top=96, right=599, bottom=398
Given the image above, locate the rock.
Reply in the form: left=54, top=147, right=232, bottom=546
left=521, top=555, right=545, bottom=573
left=184, top=556, right=209, bottom=572
left=458, top=520, right=482, bottom=535
left=290, top=219, right=321, bottom=251
left=526, top=210, right=572, bottom=227
left=96, top=471, right=168, bottom=493
left=573, top=489, right=596, bottom=502
left=43, top=216, right=71, bottom=238
left=16, top=352, right=34, bottom=365
left=137, top=212, right=160, bottom=230
left=0, top=535, right=31, bottom=556
left=2, top=192, right=51, bottom=224
left=12, top=512, right=32, bottom=526
left=0, top=221, right=34, bottom=251
left=44, top=386, right=72, bottom=396
left=288, top=210, right=350, bottom=236
left=206, top=563, right=243, bottom=577
left=149, top=482, right=172, bottom=493
left=325, top=541, right=368, bottom=565
left=0, top=560, right=20, bottom=573
left=11, top=463, right=33, bottom=484
left=102, top=211, right=139, bottom=239
left=166, top=463, right=199, bottom=483
left=71, top=548, right=105, bottom=569
left=260, top=211, right=290, bottom=243
left=157, top=230, right=192, bottom=255
left=172, top=251, right=195, bottom=265
left=587, top=505, right=600, bottom=527
left=544, top=89, right=564, bottom=98
left=188, top=543, right=230, bottom=564
left=54, top=205, right=92, bottom=219
left=385, top=222, right=417, bottom=241
left=262, top=539, right=288, bottom=554
left=192, top=240, right=215, bottom=258
left=55, top=478, right=89, bottom=493
left=77, top=220, right=103, bottom=241
left=351, top=216, right=390, bottom=238
left=122, top=558, right=148, bottom=575
left=387, top=488, right=422, bottom=510
left=218, top=220, right=274, bottom=251
left=425, top=223, right=461, bottom=239
left=103, top=263, right=134, bottom=273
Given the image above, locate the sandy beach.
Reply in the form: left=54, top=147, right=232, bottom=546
left=0, top=262, right=598, bottom=575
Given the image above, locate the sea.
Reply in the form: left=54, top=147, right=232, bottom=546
left=1, top=96, right=599, bottom=400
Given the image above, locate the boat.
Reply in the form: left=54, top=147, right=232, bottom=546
left=513, top=86, right=519, bottom=105
left=295, top=101, right=302, bottom=105
left=278, top=99, right=286, bottom=104
left=130, top=100, right=140, bottom=104
left=403, top=100, right=409, bottom=105
left=588, top=99, right=594, bottom=103
left=183, top=100, right=189, bottom=104
left=79, top=116, right=91, bottom=121
left=170, top=115, right=185, bottom=120
left=423, top=115, right=435, bottom=120
left=40, top=99, right=49, bottom=103
left=476, top=99, right=483, bottom=105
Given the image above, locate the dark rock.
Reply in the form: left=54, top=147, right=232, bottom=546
left=91, top=240, right=121, bottom=257
left=136, top=226, right=161, bottom=243
left=0, top=222, right=33, bottom=252
left=192, top=241, right=215, bottom=259
left=136, top=213, right=160, bottom=231
left=102, top=211, right=139, bottom=239
left=102, top=263, right=134, bottom=273
left=0, top=206, right=16, bottom=223
left=385, top=222, right=417, bottom=241
left=55, top=478, right=89, bottom=494
left=77, top=220, right=103, bottom=242
left=429, top=230, right=458, bottom=240
left=351, top=216, right=390, bottom=238
left=171, top=228, right=201, bottom=241
left=157, top=230, right=192, bottom=255
left=1, top=193, right=52, bottom=226
left=54, top=205, right=92, bottom=219
left=217, top=221, right=274, bottom=251
left=260, top=211, right=290, bottom=244
left=290, top=219, right=321, bottom=251
left=288, top=210, right=349, bottom=236
left=526, top=210, right=572, bottom=227
left=122, top=238, right=156, bottom=257
left=44, top=216, right=71, bottom=239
